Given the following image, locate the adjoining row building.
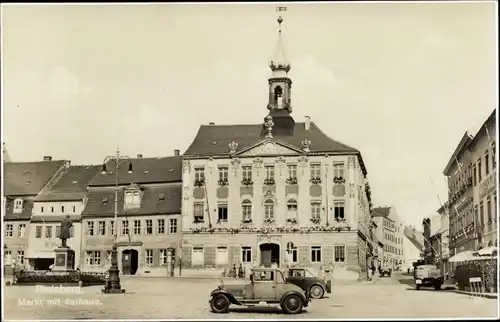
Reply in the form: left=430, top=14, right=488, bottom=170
left=422, top=108, right=497, bottom=278
left=3, top=15, right=377, bottom=279
left=371, top=206, right=405, bottom=270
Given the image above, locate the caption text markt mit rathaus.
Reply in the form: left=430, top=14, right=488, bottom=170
left=18, top=298, right=102, bottom=307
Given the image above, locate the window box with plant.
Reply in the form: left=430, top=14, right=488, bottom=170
left=263, top=218, right=275, bottom=225
left=218, top=178, right=229, bottom=186
left=241, top=218, right=253, bottom=224
left=310, top=217, right=321, bottom=225
left=333, top=176, right=345, bottom=184
left=193, top=218, right=204, bottom=224
left=194, top=179, right=205, bottom=187
left=263, top=178, right=275, bottom=186
left=286, top=218, right=298, bottom=224
left=241, top=178, right=253, bottom=186
left=286, top=177, right=298, bottom=185
left=335, top=217, right=346, bottom=223
left=310, top=177, right=322, bottom=184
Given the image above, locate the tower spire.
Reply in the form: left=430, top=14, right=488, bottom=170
left=263, top=5, right=295, bottom=136
left=270, top=6, right=290, bottom=73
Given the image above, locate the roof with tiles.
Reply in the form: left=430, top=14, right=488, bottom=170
left=35, top=165, right=101, bottom=202
left=81, top=184, right=181, bottom=218
left=3, top=160, right=66, bottom=196
left=88, top=156, right=182, bottom=187
left=184, top=122, right=359, bottom=156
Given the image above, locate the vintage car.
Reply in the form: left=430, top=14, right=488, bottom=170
left=209, top=268, right=310, bottom=314
left=285, top=267, right=331, bottom=299
left=380, top=266, right=392, bottom=277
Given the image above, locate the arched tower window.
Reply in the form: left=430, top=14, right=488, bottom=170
left=264, top=199, right=275, bottom=220
left=274, top=86, right=283, bottom=108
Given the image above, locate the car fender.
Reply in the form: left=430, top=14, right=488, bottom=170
left=210, top=289, right=242, bottom=305
left=280, top=291, right=309, bottom=308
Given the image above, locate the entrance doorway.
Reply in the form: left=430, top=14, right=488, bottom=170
left=34, top=258, right=54, bottom=270
left=259, top=243, right=280, bottom=267
left=121, top=249, right=139, bottom=275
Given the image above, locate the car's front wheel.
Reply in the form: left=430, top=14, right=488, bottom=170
left=281, top=294, right=304, bottom=314
left=309, top=284, right=325, bottom=299
left=210, top=294, right=230, bottom=313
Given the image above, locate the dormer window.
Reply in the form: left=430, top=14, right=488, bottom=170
left=124, top=190, right=141, bottom=209
left=13, top=199, right=23, bottom=214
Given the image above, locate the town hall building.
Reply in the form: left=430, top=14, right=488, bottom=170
left=180, top=16, right=373, bottom=278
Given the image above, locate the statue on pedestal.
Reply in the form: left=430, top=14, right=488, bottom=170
left=59, top=214, right=73, bottom=248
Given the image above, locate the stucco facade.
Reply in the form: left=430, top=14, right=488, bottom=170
left=371, top=207, right=404, bottom=270
left=80, top=155, right=183, bottom=276
left=181, top=152, right=372, bottom=276
left=179, top=14, right=373, bottom=279
left=470, top=110, right=497, bottom=248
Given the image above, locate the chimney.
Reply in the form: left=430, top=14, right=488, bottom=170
left=209, top=122, right=215, bottom=125
left=305, top=116, right=311, bottom=131
left=174, top=149, right=180, bottom=156
left=137, top=154, right=143, bottom=159
left=43, top=156, right=52, bottom=161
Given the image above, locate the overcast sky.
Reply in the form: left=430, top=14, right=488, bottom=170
left=2, top=2, right=497, bottom=228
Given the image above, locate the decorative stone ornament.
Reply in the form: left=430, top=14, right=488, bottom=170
left=347, top=156, right=356, bottom=169
left=253, top=158, right=263, bottom=176
left=182, top=160, right=191, bottom=173
left=265, top=115, right=274, bottom=138
left=298, top=156, right=308, bottom=175
left=275, top=156, right=286, bottom=175
left=301, top=139, right=311, bottom=153
left=231, top=158, right=241, bottom=176
left=228, top=141, right=239, bottom=155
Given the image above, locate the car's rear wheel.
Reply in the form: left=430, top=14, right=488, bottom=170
left=434, top=283, right=442, bottom=290
left=210, top=294, right=230, bottom=313
left=281, top=294, right=304, bottom=314
left=309, top=284, right=325, bottom=299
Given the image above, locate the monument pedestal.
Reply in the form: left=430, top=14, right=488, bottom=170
left=53, top=247, right=75, bottom=272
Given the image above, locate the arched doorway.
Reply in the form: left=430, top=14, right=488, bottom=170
left=121, top=249, right=139, bottom=275
left=260, top=243, right=280, bottom=267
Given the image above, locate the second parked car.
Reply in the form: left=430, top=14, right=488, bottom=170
left=285, top=267, right=331, bottom=299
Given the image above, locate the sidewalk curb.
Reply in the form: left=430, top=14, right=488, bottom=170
left=449, top=290, right=498, bottom=299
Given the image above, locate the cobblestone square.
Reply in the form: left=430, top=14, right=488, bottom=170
left=3, top=275, right=498, bottom=319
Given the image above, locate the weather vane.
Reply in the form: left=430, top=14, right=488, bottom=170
left=276, top=5, right=287, bottom=33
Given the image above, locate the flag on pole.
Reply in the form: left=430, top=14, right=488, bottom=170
left=277, top=6, right=288, bottom=12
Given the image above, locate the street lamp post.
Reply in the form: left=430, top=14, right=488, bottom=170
left=101, top=146, right=133, bottom=294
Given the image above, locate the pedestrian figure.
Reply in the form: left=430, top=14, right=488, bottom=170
left=232, top=264, right=237, bottom=278
left=238, top=263, right=244, bottom=279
